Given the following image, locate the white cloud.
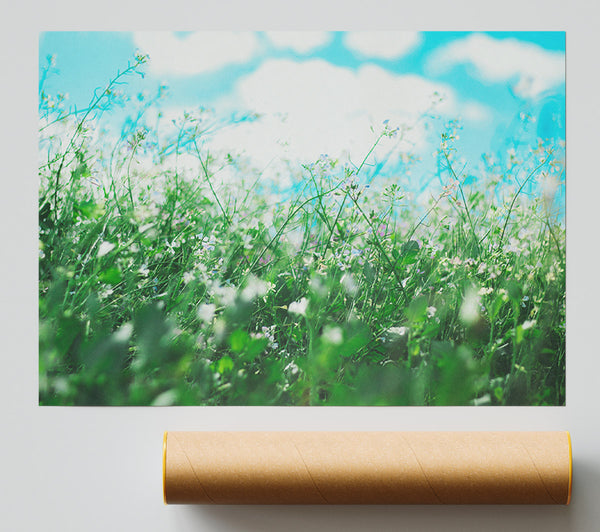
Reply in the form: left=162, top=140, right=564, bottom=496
left=133, top=31, right=259, bottom=75
left=460, top=100, right=493, bottom=124
left=207, top=59, right=455, bottom=182
left=265, top=31, right=332, bottom=54
left=426, top=33, right=565, bottom=99
left=344, top=31, right=422, bottom=60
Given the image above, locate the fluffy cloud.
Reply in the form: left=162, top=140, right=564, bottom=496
left=132, top=31, right=259, bottom=75
left=426, top=33, right=564, bottom=99
left=207, top=59, right=455, bottom=182
left=344, top=31, right=422, bottom=60
left=264, top=31, right=332, bottom=54
left=460, top=100, right=493, bottom=124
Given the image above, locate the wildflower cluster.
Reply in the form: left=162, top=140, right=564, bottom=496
left=39, top=55, right=565, bottom=406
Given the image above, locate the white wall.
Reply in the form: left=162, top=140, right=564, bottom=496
left=2, top=1, right=599, bottom=530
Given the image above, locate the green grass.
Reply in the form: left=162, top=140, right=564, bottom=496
left=39, top=56, right=565, bottom=405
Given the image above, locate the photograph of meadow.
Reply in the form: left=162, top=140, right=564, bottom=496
left=39, top=32, right=565, bottom=406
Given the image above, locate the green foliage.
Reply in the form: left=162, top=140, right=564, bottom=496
left=38, top=56, right=566, bottom=405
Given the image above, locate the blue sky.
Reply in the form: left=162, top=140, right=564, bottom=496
left=39, top=31, right=565, bottom=193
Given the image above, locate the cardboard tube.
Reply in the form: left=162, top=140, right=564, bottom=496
left=163, top=431, right=572, bottom=505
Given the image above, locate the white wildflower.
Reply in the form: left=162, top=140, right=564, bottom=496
left=261, top=210, right=274, bottom=228
left=99, top=287, right=114, bottom=299
left=542, top=173, right=559, bottom=204
left=213, top=318, right=226, bottom=339
left=288, top=297, right=309, bottom=317
left=139, top=223, right=154, bottom=233
left=261, top=325, right=278, bottom=349
left=340, top=273, right=358, bottom=296
left=201, top=235, right=216, bottom=252
left=286, top=229, right=304, bottom=252
left=284, top=361, right=299, bottom=376
left=113, top=322, right=133, bottom=342
left=460, top=289, right=481, bottom=325
left=322, top=325, right=343, bottom=345
left=241, top=233, right=253, bottom=250
left=211, top=283, right=237, bottom=307
left=241, top=276, right=273, bottom=302
left=309, top=275, right=327, bottom=297
left=504, top=238, right=521, bottom=254
left=383, top=326, right=409, bottom=343
left=97, top=241, right=115, bottom=257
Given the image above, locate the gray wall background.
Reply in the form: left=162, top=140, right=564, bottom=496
left=2, top=1, right=598, bottom=530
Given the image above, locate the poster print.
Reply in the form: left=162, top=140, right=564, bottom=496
left=39, top=32, right=565, bottom=405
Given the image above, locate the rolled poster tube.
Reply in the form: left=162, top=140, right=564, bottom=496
left=163, top=431, right=572, bottom=504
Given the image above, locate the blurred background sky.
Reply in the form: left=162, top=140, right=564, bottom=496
left=39, top=31, right=565, bottom=195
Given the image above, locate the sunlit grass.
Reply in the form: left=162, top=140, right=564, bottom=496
left=39, top=55, right=565, bottom=405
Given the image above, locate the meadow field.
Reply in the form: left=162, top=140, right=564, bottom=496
left=38, top=49, right=565, bottom=406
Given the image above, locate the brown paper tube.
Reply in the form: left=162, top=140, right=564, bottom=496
left=163, top=431, right=572, bottom=505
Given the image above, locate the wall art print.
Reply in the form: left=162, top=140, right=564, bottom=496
left=39, top=32, right=565, bottom=405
